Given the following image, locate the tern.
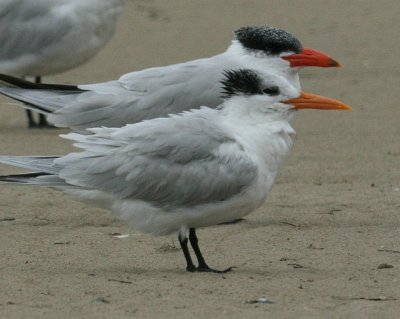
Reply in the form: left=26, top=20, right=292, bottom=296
left=0, top=26, right=339, bottom=132
left=0, top=0, right=124, bottom=128
left=0, top=69, right=350, bottom=272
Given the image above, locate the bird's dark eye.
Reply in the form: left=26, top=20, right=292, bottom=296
left=262, top=86, right=280, bottom=96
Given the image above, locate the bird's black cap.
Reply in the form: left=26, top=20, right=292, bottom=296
left=221, top=69, right=280, bottom=98
left=234, top=26, right=302, bottom=55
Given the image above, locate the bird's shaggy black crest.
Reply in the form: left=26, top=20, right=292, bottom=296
left=234, top=26, right=302, bottom=55
left=220, top=69, right=262, bottom=98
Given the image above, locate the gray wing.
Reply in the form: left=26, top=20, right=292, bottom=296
left=47, top=53, right=239, bottom=130
left=58, top=110, right=258, bottom=210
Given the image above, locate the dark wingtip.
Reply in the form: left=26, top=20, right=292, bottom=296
left=0, top=73, right=84, bottom=91
left=0, top=172, right=51, bottom=184
left=0, top=74, right=39, bottom=89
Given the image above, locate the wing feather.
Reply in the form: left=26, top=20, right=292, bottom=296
left=59, top=110, right=258, bottom=210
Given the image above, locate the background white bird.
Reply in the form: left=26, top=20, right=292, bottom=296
left=0, top=26, right=339, bottom=131
left=0, top=0, right=124, bottom=127
left=0, top=69, right=350, bottom=272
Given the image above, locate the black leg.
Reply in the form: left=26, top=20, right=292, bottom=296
left=38, top=113, right=50, bottom=127
left=34, top=76, right=52, bottom=128
left=188, top=228, right=232, bottom=273
left=24, top=76, right=40, bottom=128
left=26, top=110, right=37, bottom=128
left=178, top=231, right=196, bottom=272
left=188, top=228, right=208, bottom=269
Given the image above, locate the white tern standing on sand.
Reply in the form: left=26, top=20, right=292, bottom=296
left=0, top=69, right=350, bottom=272
left=0, top=26, right=339, bottom=131
left=0, top=0, right=124, bottom=127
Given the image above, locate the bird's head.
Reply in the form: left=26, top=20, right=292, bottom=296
left=220, top=69, right=350, bottom=120
left=232, top=26, right=340, bottom=68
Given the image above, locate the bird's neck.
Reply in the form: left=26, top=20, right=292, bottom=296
left=220, top=99, right=295, bottom=171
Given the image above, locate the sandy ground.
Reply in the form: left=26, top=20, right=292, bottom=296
left=1, top=0, right=400, bottom=318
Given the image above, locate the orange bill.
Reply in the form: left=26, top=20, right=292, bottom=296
left=283, top=92, right=351, bottom=110
left=282, top=47, right=341, bottom=68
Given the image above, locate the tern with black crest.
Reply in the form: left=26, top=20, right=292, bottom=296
left=0, top=69, right=350, bottom=272
left=0, top=26, right=339, bottom=131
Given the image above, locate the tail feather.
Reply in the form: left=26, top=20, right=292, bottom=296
left=0, top=172, right=50, bottom=183
left=0, top=156, right=69, bottom=187
left=0, top=73, right=85, bottom=115
left=0, top=156, right=60, bottom=174
left=0, top=172, right=67, bottom=186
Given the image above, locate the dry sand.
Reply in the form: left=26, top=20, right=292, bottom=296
left=1, top=0, right=400, bottom=318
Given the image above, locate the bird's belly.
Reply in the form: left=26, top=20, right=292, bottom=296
left=108, top=179, right=271, bottom=237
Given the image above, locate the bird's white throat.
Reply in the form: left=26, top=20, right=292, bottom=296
left=219, top=97, right=295, bottom=172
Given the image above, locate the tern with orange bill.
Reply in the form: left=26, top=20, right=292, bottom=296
left=0, top=26, right=339, bottom=131
left=0, top=69, right=350, bottom=272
